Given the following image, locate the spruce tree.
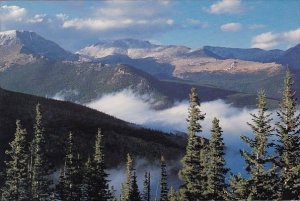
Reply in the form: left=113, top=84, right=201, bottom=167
left=121, top=154, right=134, bottom=201
left=160, top=156, right=168, bottom=201
left=204, top=117, right=228, bottom=200
left=84, top=129, right=109, bottom=200
left=276, top=71, right=300, bottom=199
left=129, top=171, right=141, bottom=201
left=31, top=103, right=50, bottom=200
left=179, top=87, right=206, bottom=200
left=142, top=171, right=150, bottom=201
left=168, top=187, right=178, bottom=201
left=56, top=166, right=67, bottom=200
left=82, top=157, right=93, bottom=201
left=240, top=91, right=278, bottom=200
left=2, top=120, right=30, bottom=201
left=229, top=174, right=249, bottom=200
left=58, top=132, right=83, bottom=200
left=108, top=186, right=118, bottom=201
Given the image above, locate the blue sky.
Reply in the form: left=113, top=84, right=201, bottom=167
left=1, top=0, right=299, bottom=51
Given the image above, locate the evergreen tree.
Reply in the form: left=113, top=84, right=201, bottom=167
left=276, top=71, right=300, bottom=199
left=82, top=157, right=93, bottom=201
left=168, top=187, right=178, bottom=201
left=129, top=171, right=141, bottom=201
left=31, top=104, right=50, bottom=200
left=2, top=120, right=30, bottom=201
left=121, top=154, right=134, bottom=201
left=56, top=166, right=67, bottom=200
left=142, top=171, right=150, bottom=201
left=240, top=91, right=278, bottom=200
left=204, top=117, right=228, bottom=200
left=83, top=129, right=109, bottom=200
left=57, top=132, right=83, bottom=200
left=179, top=87, right=206, bottom=200
left=229, top=174, right=249, bottom=200
left=108, top=186, right=118, bottom=201
left=160, top=156, right=168, bottom=201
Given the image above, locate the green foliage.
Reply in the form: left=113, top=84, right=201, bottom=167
left=160, top=156, right=168, bottom=201
left=2, top=120, right=31, bottom=201
left=0, top=87, right=185, bottom=170
left=204, top=118, right=228, bottom=200
left=275, top=71, right=300, bottom=199
left=229, top=174, right=250, bottom=200
left=168, top=187, right=178, bottom=201
left=179, top=87, right=206, bottom=200
left=129, top=172, right=141, bottom=201
left=57, top=132, right=83, bottom=200
left=121, top=154, right=134, bottom=201
left=31, top=104, right=51, bottom=200
left=142, top=171, right=150, bottom=201
left=82, top=128, right=109, bottom=200
left=239, top=91, right=278, bottom=200
left=108, top=186, right=118, bottom=201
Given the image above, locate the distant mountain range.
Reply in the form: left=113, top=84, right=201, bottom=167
left=0, top=30, right=299, bottom=108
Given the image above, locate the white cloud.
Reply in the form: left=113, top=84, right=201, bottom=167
left=209, top=0, right=245, bottom=14
left=0, top=5, right=27, bottom=22
left=282, top=28, right=300, bottom=42
left=62, top=18, right=174, bottom=31
left=86, top=89, right=254, bottom=138
left=56, top=13, right=68, bottom=21
left=60, top=1, right=175, bottom=33
left=248, top=24, right=265, bottom=30
left=27, top=14, right=46, bottom=23
left=86, top=89, right=286, bottom=175
left=184, top=19, right=209, bottom=29
left=251, top=28, right=300, bottom=49
left=220, top=22, right=242, bottom=32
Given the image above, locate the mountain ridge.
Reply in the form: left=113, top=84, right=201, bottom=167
left=1, top=30, right=299, bottom=108
left=0, top=30, right=77, bottom=63
left=0, top=86, right=185, bottom=169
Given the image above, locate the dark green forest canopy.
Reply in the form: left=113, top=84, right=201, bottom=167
left=0, top=87, right=185, bottom=169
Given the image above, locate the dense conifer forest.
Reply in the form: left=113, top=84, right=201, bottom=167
left=0, top=71, right=299, bottom=200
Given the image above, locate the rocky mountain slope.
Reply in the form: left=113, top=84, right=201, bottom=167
left=1, top=30, right=298, bottom=107
left=0, top=60, right=170, bottom=107
left=79, top=38, right=300, bottom=99
left=0, top=30, right=77, bottom=69
left=203, top=46, right=284, bottom=63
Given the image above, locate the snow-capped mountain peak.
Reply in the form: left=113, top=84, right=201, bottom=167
left=0, top=30, right=76, bottom=61
left=0, top=30, right=19, bottom=46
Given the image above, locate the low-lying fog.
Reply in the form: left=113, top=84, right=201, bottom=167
left=55, top=89, right=287, bottom=197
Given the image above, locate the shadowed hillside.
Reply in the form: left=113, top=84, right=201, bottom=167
left=0, top=87, right=185, bottom=170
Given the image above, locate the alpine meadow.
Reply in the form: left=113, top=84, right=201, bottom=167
left=0, top=0, right=300, bottom=200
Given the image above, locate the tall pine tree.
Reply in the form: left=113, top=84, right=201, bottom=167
left=276, top=71, right=300, bottom=199
left=57, top=132, right=83, bottom=200
left=129, top=171, right=141, bottom=201
left=179, top=87, right=206, bottom=200
left=168, top=187, right=178, bottom=201
left=204, top=117, right=228, bottom=200
left=31, top=104, right=50, bottom=200
left=82, top=157, right=93, bottom=201
left=83, top=129, right=109, bottom=200
left=2, top=120, right=30, bottom=201
left=142, top=171, right=150, bottom=201
left=121, top=154, right=134, bottom=201
left=240, top=91, right=278, bottom=200
left=229, top=174, right=250, bottom=200
left=160, top=156, right=168, bottom=201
